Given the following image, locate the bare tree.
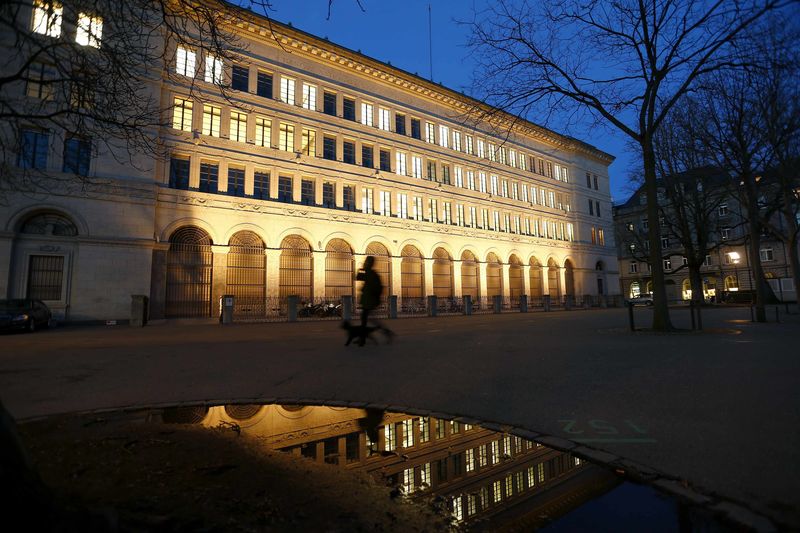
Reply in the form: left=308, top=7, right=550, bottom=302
left=467, top=0, right=793, bottom=330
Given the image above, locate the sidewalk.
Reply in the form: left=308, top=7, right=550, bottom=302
left=1, top=306, right=798, bottom=528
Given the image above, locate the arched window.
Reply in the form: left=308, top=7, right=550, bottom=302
left=529, top=257, right=543, bottom=299
left=20, top=212, right=78, bottom=236
left=279, top=235, right=313, bottom=300
left=166, top=226, right=213, bottom=317
left=682, top=279, right=692, bottom=300
left=16, top=211, right=79, bottom=303
left=724, top=275, right=739, bottom=291
left=432, top=247, right=453, bottom=298
left=365, top=242, right=391, bottom=296
left=486, top=253, right=503, bottom=297
left=401, top=245, right=424, bottom=298
left=629, top=281, right=641, bottom=298
left=325, top=239, right=354, bottom=298
left=508, top=255, right=523, bottom=302
left=460, top=250, right=479, bottom=299
left=227, top=231, right=266, bottom=317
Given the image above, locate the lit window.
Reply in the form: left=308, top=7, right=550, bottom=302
left=420, top=463, right=431, bottom=487
left=411, top=156, right=422, bottom=179
left=492, top=480, right=502, bottom=503
left=488, top=143, right=496, bottom=162
left=255, top=117, right=271, bottom=147
left=76, top=12, right=102, bottom=48
left=278, top=122, right=294, bottom=152
left=175, top=47, right=196, bottom=77
left=537, top=463, right=545, bottom=483
left=453, top=131, right=461, bottom=151
left=361, top=102, right=373, bottom=126
left=467, top=170, right=475, bottom=190
left=384, top=424, right=396, bottom=451
left=397, top=193, right=408, bottom=218
left=229, top=111, right=247, bottom=142
left=402, top=468, right=414, bottom=493
left=378, top=108, right=390, bottom=131
left=32, top=1, right=62, bottom=37
left=509, top=150, right=517, bottom=167
left=395, top=151, right=407, bottom=176
left=379, top=190, right=391, bottom=216
left=361, top=187, right=373, bottom=214
left=454, top=166, right=463, bottom=187
left=477, top=139, right=485, bottom=158
left=465, top=135, right=473, bottom=155
left=300, top=128, right=316, bottom=156
left=301, top=82, right=316, bottom=110
left=519, top=153, right=526, bottom=171
left=280, top=76, right=295, bottom=105
left=598, top=228, right=605, bottom=246
left=452, top=496, right=463, bottom=521
left=490, top=175, right=498, bottom=195
left=418, top=417, right=430, bottom=443
left=204, top=55, right=223, bottom=84
left=413, top=197, right=424, bottom=221
left=171, top=97, right=193, bottom=131
left=497, top=146, right=506, bottom=165
left=201, top=104, right=221, bottom=137
left=439, top=125, right=449, bottom=148
left=426, top=122, right=436, bottom=143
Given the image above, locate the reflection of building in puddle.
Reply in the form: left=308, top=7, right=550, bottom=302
left=163, top=404, right=620, bottom=527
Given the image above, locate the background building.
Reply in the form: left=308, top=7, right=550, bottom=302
left=1, top=2, right=619, bottom=322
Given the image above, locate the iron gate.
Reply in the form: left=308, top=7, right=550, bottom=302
left=166, top=227, right=213, bottom=317
left=227, top=231, right=266, bottom=318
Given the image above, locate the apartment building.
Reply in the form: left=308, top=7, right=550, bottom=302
left=1, top=1, right=619, bottom=321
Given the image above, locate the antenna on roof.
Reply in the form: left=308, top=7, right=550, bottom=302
left=428, top=3, right=434, bottom=81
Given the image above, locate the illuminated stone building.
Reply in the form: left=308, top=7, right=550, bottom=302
left=1, top=2, right=618, bottom=321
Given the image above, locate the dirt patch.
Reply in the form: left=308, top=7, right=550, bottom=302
left=16, top=414, right=455, bottom=532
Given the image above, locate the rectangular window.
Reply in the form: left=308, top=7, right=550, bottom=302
left=466, top=449, right=475, bottom=472
left=504, top=214, right=511, bottom=232
left=301, top=82, right=316, bottom=110
left=428, top=198, right=438, bottom=223
left=509, top=150, right=516, bottom=167
left=494, top=211, right=500, bottom=231
left=721, top=228, right=730, bottom=240
left=361, top=102, right=373, bottom=126
left=521, top=184, right=528, bottom=202
left=323, top=91, right=336, bottom=116
left=498, top=146, right=506, bottom=165
left=26, top=62, right=55, bottom=100
left=465, top=135, right=473, bottom=155
left=255, top=117, right=271, bottom=147
left=456, top=204, right=464, bottom=226
left=511, top=182, right=518, bottom=200
left=231, top=65, right=249, bottom=91
left=479, top=172, right=487, bottom=193
left=343, top=185, right=356, bottom=210
left=227, top=167, right=245, bottom=197
left=470, top=207, right=477, bottom=228
left=663, top=258, right=672, bottom=271
left=594, top=175, right=599, bottom=190
left=501, top=180, right=508, bottom=198
left=661, top=237, right=669, bottom=249
left=596, top=201, right=601, bottom=217
left=411, top=118, right=421, bottom=139
left=490, top=175, right=498, bottom=196
left=253, top=171, right=269, bottom=199
left=760, top=248, right=774, bottom=261
left=19, top=130, right=48, bottom=169
left=478, top=445, right=488, bottom=467
left=379, top=190, right=391, bottom=216
left=411, top=196, right=423, bottom=221
left=75, top=12, right=102, bottom=48
left=397, top=193, right=408, bottom=218
left=588, top=199, right=594, bottom=216
left=547, top=161, right=553, bottom=177
left=441, top=164, right=451, bottom=185
left=378, top=108, right=390, bottom=131
left=198, top=162, right=218, bottom=193
left=361, top=187, right=374, bottom=214
left=477, top=139, right=485, bottom=158
left=361, top=144, right=374, bottom=168
left=598, top=229, right=605, bottom=245
left=412, top=156, right=423, bottom=179
left=454, top=166, right=463, bottom=187
left=379, top=149, right=391, bottom=172
left=257, top=71, right=273, bottom=98
left=343, top=97, right=356, bottom=121
left=62, top=137, right=91, bottom=175
left=278, top=123, right=294, bottom=152
left=32, top=1, right=62, bottom=37
left=280, top=76, right=295, bottom=105
left=426, top=122, right=436, bottom=143
left=538, top=158, right=545, bottom=175
left=301, top=179, right=314, bottom=205
left=27, top=255, right=63, bottom=300
left=201, top=104, right=221, bottom=137
left=229, top=111, right=247, bottom=142
left=322, top=136, right=336, bottom=160
left=443, top=202, right=452, bottom=224
left=395, top=113, right=406, bottom=135
left=169, top=156, right=190, bottom=190
left=172, top=97, right=193, bottom=132
left=519, top=152, right=527, bottom=171
left=548, top=191, right=555, bottom=208
left=278, top=176, right=293, bottom=202
left=175, top=47, right=196, bottom=77
left=203, top=55, right=223, bottom=84
left=567, top=223, right=574, bottom=241
left=342, top=140, right=355, bottom=164
left=467, top=170, right=475, bottom=191
left=395, top=151, right=407, bottom=176
left=629, top=262, right=638, bottom=273
left=419, top=417, right=430, bottom=443
left=718, top=203, right=729, bottom=217
left=488, top=143, right=497, bottom=162
left=322, top=181, right=336, bottom=209
left=401, top=419, right=414, bottom=448
left=427, top=160, right=436, bottom=181
left=300, top=128, right=316, bottom=156
left=439, top=125, right=449, bottom=148
left=453, top=131, right=462, bottom=151
left=384, top=424, right=396, bottom=452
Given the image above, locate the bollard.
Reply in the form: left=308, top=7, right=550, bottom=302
left=389, top=295, right=398, bottom=319
left=464, top=295, right=472, bottom=316
left=427, top=295, right=437, bottom=317
left=288, top=295, right=298, bottom=322
left=543, top=295, right=551, bottom=312
left=628, top=301, right=635, bottom=331
left=342, top=295, right=353, bottom=321
left=493, top=295, right=502, bottom=313
left=519, top=295, right=528, bottom=313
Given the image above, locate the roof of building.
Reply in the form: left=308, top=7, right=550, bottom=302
left=221, top=0, right=615, bottom=164
left=614, top=166, right=732, bottom=210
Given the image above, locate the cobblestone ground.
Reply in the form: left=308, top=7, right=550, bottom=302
left=1, top=305, right=798, bottom=529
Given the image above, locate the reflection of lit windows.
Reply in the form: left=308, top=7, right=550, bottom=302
left=402, top=419, right=414, bottom=448
left=537, top=463, right=545, bottom=483
left=505, top=475, right=513, bottom=497
left=435, top=419, right=445, bottom=439
left=76, top=12, right=102, bottom=48
left=300, top=128, right=316, bottom=156
left=478, top=445, right=488, bottom=467
left=479, top=487, right=489, bottom=510
left=465, top=449, right=475, bottom=472
left=384, top=424, right=396, bottom=451
left=402, top=468, right=414, bottom=493
left=490, top=441, right=499, bottom=464
left=492, top=480, right=502, bottom=503
left=378, top=108, right=390, bottom=131
left=33, top=1, right=62, bottom=37
left=527, top=466, right=536, bottom=487
left=467, top=494, right=477, bottom=516
left=452, top=496, right=463, bottom=521
left=361, top=102, right=373, bottom=126
left=502, top=436, right=511, bottom=457
left=301, top=83, right=316, bottom=110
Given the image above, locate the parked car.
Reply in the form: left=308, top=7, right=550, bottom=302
left=0, top=299, right=52, bottom=332
left=627, top=293, right=654, bottom=306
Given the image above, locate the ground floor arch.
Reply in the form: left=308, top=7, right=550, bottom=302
left=432, top=247, right=453, bottom=298
left=460, top=250, right=479, bottom=299
left=227, top=230, right=266, bottom=316
left=400, top=245, right=424, bottom=298
left=325, top=238, right=354, bottom=298
left=279, top=235, right=313, bottom=300
left=166, top=226, right=213, bottom=317
left=486, top=253, right=503, bottom=298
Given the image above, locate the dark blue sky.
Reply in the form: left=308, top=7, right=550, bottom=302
left=265, top=0, right=637, bottom=203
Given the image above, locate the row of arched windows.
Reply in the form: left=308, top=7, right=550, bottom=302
left=166, top=226, right=576, bottom=317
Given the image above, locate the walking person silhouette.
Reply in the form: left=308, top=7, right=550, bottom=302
left=351, top=256, right=394, bottom=346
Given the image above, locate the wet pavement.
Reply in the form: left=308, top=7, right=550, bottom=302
left=1, top=306, right=799, bottom=529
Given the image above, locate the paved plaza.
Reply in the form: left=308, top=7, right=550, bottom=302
left=1, top=306, right=798, bottom=529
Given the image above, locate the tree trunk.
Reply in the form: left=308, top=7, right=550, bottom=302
left=742, top=180, right=768, bottom=322
left=689, top=266, right=704, bottom=305
left=642, top=139, right=673, bottom=330
left=782, top=204, right=800, bottom=314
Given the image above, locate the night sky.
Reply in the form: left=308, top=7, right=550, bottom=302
left=262, top=0, right=637, bottom=204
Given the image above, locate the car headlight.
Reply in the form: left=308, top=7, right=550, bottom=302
left=12, top=314, right=29, bottom=322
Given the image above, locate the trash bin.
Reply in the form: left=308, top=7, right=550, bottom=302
left=220, top=295, right=234, bottom=324
left=130, top=295, right=149, bottom=327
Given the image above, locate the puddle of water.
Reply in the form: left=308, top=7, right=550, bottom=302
left=155, top=403, right=730, bottom=531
